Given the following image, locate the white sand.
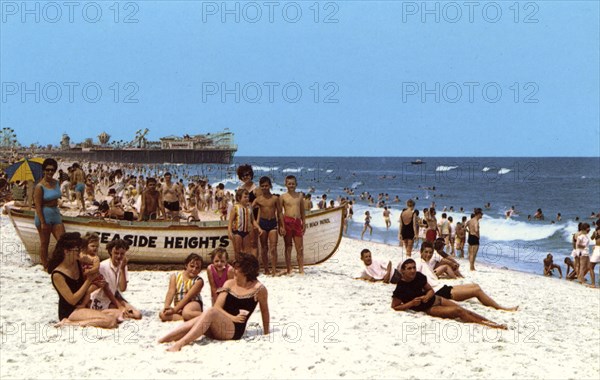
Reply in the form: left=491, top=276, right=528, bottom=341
left=1, top=214, right=599, bottom=379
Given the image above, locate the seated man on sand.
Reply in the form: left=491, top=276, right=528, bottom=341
left=543, top=253, right=563, bottom=278
left=391, top=258, right=507, bottom=329
left=356, top=249, right=392, bottom=283
left=417, top=242, right=518, bottom=311
left=90, top=239, right=142, bottom=319
left=429, top=238, right=464, bottom=279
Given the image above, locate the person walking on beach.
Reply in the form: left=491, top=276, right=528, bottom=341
left=361, top=211, right=373, bottom=239
left=466, top=209, right=483, bottom=271
left=575, top=223, right=592, bottom=286
left=391, top=259, right=507, bottom=329
left=34, top=158, right=65, bottom=269
left=383, top=206, right=392, bottom=230
left=280, top=175, right=306, bottom=274
left=399, top=199, right=418, bottom=257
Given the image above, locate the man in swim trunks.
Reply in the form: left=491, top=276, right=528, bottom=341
left=383, top=206, right=392, bottom=230
left=70, top=162, right=86, bottom=212
left=139, top=177, right=163, bottom=221
left=466, top=208, right=483, bottom=271
left=279, top=175, right=305, bottom=274
left=161, top=172, right=183, bottom=220
left=543, top=253, right=563, bottom=278
left=253, top=176, right=285, bottom=275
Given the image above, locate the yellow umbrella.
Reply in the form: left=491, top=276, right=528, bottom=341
left=4, top=157, right=46, bottom=183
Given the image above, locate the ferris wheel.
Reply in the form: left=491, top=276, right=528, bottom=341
left=0, top=127, right=19, bottom=148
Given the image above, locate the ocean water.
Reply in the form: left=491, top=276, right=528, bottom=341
left=147, top=157, right=600, bottom=276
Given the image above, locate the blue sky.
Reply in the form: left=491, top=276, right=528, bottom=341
left=1, top=0, right=599, bottom=156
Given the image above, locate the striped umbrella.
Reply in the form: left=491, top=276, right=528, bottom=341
left=4, top=157, right=45, bottom=183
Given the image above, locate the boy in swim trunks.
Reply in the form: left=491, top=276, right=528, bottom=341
left=279, top=175, right=305, bottom=274
left=253, top=176, right=285, bottom=275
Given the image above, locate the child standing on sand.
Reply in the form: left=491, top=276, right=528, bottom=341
left=280, top=175, right=306, bottom=274
left=228, top=189, right=253, bottom=255
left=159, top=253, right=204, bottom=321
left=253, top=176, right=285, bottom=275
left=206, top=248, right=234, bottom=305
left=361, top=211, right=373, bottom=239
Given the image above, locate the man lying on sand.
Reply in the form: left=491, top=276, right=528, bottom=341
left=417, top=242, right=518, bottom=311
left=391, top=259, right=508, bottom=329
left=356, top=249, right=392, bottom=283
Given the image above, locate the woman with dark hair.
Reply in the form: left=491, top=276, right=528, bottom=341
left=34, top=158, right=65, bottom=269
left=48, top=232, right=118, bottom=328
left=237, top=164, right=261, bottom=256
left=159, top=253, right=270, bottom=351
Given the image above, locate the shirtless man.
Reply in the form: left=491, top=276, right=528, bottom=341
left=139, top=177, right=163, bottom=221
left=279, top=175, right=306, bottom=274
left=455, top=216, right=467, bottom=258
left=543, top=253, right=563, bottom=278
left=303, top=194, right=313, bottom=212
left=466, top=208, right=483, bottom=271
left=564, top=257, right=578, bottom=280
left=253, top=176, right=285, bottom=275
left=161, top=172, right=183, bottom=220
left=425, top=208, right=439, bottom=243
left=438, top=213, right=451, bottom=253
left=70, top=163, right=86, bottom=212
left=383, top=206, right=392, bottom=230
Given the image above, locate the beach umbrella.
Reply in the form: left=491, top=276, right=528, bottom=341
left=4, top=157, right=45, bottom=183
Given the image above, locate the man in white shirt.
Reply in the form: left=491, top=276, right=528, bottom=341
left=357, top=249, right=392, bottom=283
left=90, top=239, right=142, bottom=319
left=417, top=242, right=518, bottom=311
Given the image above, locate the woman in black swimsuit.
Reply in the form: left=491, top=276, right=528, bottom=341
left=160, top=253, right=270, bottom=351
left=399, top=199, right=418, bottom=257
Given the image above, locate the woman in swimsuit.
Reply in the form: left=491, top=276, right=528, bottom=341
left=361, top=210, right=373, bottom=240
left=48, top=232, right=118, bottom=328
left=399, top=199, right=418, bottom=257
left=34, top=158, right=65, bottom=269
left=160, top=253, right=204, bottom=321
left=159, top=253, right=270, bottom=352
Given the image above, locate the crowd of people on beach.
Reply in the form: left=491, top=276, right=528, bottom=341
left=1, top=156, right=599, bottom=352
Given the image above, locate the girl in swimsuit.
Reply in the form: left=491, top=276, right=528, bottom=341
left=206, top=248, right=234, bottom=305
left=34, top=158, right=65, bottom=269
left=159, top=253, right=270, bottom=352
left=160, top=253, right=204, bottom=321
left=228, top=189, right=253, bottom=255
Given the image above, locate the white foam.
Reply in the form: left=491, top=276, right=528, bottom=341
left=482, top=216, right=565, bottom=242
left=253, top=166, right=279, bottom=172
left=350, top=181, right=363, bottom=189
left=436, top=166, right=459, bottom=172
left=498, top=168, right=512, bottom=175
left=282, top=167, right=304, bottom=173
left=482, top=167, right=491, bottom=172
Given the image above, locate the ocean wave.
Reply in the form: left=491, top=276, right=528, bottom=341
left=498, top=168, right=512, bottom=175
left=436, top=166, right=459, bottom=172
left=351, top=181, right=363, bottom=189
left=482, top=167, right=491, bottom=172
left=283, top=167, right=304, bottom=173
left=253, top=166, right=279, bottom=172
left=482, top=216, right=566, bottom=242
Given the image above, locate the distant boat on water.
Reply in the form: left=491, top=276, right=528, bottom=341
left=411, top=159, right=424, bottom=165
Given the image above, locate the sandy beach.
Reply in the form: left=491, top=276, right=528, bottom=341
left=1, top=212, right=599, bottom=379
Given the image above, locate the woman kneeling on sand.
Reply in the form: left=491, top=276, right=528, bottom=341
left=159, top=253, right=270, bottom=351
left=391, top=259, right=507, bottom=329
left=48, top=232, right=118, bottom=328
